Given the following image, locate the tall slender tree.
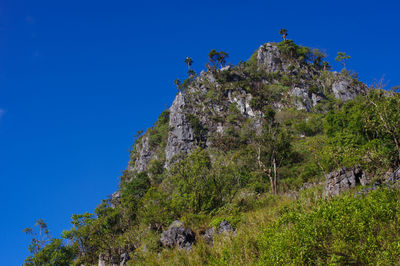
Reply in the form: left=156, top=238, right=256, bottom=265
left=279, top=28, right=288, bottom=40
left=184, top=57, right=193, bottom=70
left=335, top=52, right=351, bottom=69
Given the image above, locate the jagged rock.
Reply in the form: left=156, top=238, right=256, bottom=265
left=98, top=252, right=129, bottom=266
left=324, top=167, right=368, bottom=197
left=202, top=228, right=215, bottom=245
left=311, top=92, right=324, bottom=106
left=217, top=220, right=234, bottom=233
left=165, top=93, right=196, bottom=167
left=290, top=86, right=313, bottom=111
left=357, top=167, right=400, bottom=196
left=131, top=134, right=155, bottom=173
left=111, top=191, right=121, bottom=208
left=124, top=42, right=369, bottom=178
left=257, top=43, right=288, bottom=73
left=120, top=253, right=129, bottom=266
left=160, top=221, right=196, bottom=250
left=228, top=90, right=256, bottom=117
left=331, top=73, right=368, bottom=101
left=385, top=167, right=400, bottom=184
left=201, top=221, right=235, bottom=245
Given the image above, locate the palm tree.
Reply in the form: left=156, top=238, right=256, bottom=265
left=184, top=57, right=193, bottom=70
left=279, top=28, right=288, bottom=40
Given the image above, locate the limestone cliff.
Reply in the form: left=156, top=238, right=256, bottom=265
left=124, top=42, right=368, bottom=182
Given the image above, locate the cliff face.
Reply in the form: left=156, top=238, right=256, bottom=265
left=125, top=42, right=368, bottom=180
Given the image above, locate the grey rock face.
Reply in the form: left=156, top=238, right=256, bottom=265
left=228, top=90, right=257, bottom=117
left=165, top=92, right=196, bottom=167
left=331, top=74, right=368, bottom=101
left=217, top=220, right=235, bottom=234
left=98, top=251, right=129, bottom=266
left=385, top=167, right=400, bottom=183
left=131, top=135, right=154, bottom=173
left=120, top=253, right=129, bottom=266
left=257, top=43, right=287, bottom=73
left=290, top=86, right=313, bottom=111
left=111, top=191, right=121, bottom=208
left=357, top=167, right=400, bottom=196
left=324, top=167, right=368, bottom=197
left=160, top=220, right=196, bottom=250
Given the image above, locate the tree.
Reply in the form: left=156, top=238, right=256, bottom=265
left=24, top=239, right=75, bottom=266
left=184, top=57, right=193, bottom=70
left=24, top=219, right=74, bottom=265
left=335, top=52, right=351, bottom=69
left=253, top=108, right=292, bottom=194
left=208, top=49, right=229, bottom=72
left=174, top=78, right=181, bottom=90
left=23, top=219, right=51, bottom=257
left=188, top=69, right=196, bottom=78
left=279, top=28, right=288, bottom=40
left=365, top=88, right=400, bottom=164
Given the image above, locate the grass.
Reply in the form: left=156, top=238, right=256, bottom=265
left=129, top=186, right=400, bottom=265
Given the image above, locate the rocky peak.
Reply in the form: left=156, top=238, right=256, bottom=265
left=125, top=41, right=369, bottom=179
left=257, top=42, right=288, bottom=73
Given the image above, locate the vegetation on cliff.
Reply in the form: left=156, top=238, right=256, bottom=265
left=23, top=35, right=400, bottom=265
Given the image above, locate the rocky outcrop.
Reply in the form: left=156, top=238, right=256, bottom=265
left=331, top=73, right=368, bottom=101
left=160, top=221, right=196, bottom=250
left=201, top=221, right=235, bottom=245
left=257, top=43, right=288, bottom=73
left=165, top=92, right=196, bottom=167
left=129, top=134, right=155, bottom=173
left=111, top=191, right=121, bottom=208
left=357, top=167, right=400, bottom=196
left=124, top=42, right=369, bottom=178
left=324, top=167, right=368, bottom=197
left=98, top=251, right=130, bottom=266
left=228, top=90, right=256, bottom=117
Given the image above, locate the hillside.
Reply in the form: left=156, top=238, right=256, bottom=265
left=23, top=39, right=400, bottom=265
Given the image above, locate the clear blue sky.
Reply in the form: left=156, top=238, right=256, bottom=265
left=1, top=0, right=399, bottom=264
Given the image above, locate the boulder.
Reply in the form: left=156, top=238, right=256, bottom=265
left=201, top=220, right=235, bottom=245
left=217, top=220, right=234, bottom=234
left=160, top=221, right=196, bottom=250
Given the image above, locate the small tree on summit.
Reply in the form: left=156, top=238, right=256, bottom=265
left=184, top=57, right=193, bottom=70
left=335, top=52, right=351, bottom=69
left=279, top=28, right=288, bottom=40
left=208, top=49, right=229, bottom=72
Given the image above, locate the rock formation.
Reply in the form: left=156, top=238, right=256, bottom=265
left=160, top=221, right=196, bottom=250
left=324, top=167, right=368, bottom=197
left=125, top=42, right=368, bottom=183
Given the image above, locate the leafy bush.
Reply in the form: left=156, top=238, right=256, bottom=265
left=148, top=110, right=170, bottom=148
